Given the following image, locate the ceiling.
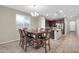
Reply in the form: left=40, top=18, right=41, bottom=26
left=2, top=5, right=79, bottom=20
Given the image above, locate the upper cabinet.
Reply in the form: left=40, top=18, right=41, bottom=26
left=45, top=18, right=64, bottom=28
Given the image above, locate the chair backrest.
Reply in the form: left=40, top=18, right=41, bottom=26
left=19, top=29, right=25, bottom=38
left=23, top=28, right=28, bottom=31
left=19, top=29, right=23, bottom=38
left=23, top=29, right=28, bottom=36
left=41, top=30, right=50, bottom=39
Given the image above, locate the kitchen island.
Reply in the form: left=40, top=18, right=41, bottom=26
left=50, top=29, right=62, bottom=40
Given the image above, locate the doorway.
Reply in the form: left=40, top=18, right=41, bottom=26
left=69, top=21, right=76, bottom=32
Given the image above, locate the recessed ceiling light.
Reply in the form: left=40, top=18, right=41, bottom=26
left=59, top=10, right=63, bottom=13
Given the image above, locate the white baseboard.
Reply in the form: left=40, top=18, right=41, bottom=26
left=0, top=39, right=19, bottom=45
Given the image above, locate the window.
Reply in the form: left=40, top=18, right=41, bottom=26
left=16, top=14, right=31, bottom=29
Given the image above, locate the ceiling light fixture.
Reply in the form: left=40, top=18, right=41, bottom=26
left=31, top=12, right=39, bottom=16
left=30, top=5, right=40, bottom=16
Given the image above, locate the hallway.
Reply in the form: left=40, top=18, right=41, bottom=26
left=0, top=32, right=79, bottom=53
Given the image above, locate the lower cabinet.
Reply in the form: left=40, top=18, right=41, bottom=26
left=50, top=30, right=62, bottom=40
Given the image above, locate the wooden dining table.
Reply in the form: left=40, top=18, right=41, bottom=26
left=24, top=29, right=51, bottom=52
left=25, top=30, right=46, bottom=48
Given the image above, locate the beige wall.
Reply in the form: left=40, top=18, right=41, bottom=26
left=38, top=16, right=45, bottom=28
left=0, top=6, right=30, bottom=43
left=31, top=16, right=45, bottom=29
left=31, top=17, right=39, bottom=28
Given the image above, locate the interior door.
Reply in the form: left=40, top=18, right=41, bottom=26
left=69, top=21, right=76, bottom=31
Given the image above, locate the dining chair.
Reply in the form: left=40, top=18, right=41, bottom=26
left=22, top=29, right=29, bottom=51
left=19, top=29, right=25, bottom=49
left=19, top=29, right=34, bottom=51
left=23, top=29, right=37, bottom=51
left=19, top=28, right=32, bottom=52
left=38, top=30, right=51, bottom=53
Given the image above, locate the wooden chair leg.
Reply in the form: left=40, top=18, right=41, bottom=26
left=45, top=40, right=47, bottom=53
left=19, top=38, right=22, bottom=46
left=24, top=41, right=27, bottom=52
left=40, top=40, right=44, bottom=47
left=20, top=38, right=24, bottom=49
left=24, top=45, right=27, bottom=52
left=33, top=41, right=35, bottom=48
left=48, top=39, right=50, bottom=50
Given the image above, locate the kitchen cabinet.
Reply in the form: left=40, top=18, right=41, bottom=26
left=45, top=18, right=65, bottom=40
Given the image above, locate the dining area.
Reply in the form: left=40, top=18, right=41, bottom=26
left=19, top=28, right=51, bottom=53
left=17, top=13, right=65, bottom=53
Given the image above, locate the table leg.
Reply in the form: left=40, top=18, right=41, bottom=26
left=45, top=39, right=47, bottom=53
